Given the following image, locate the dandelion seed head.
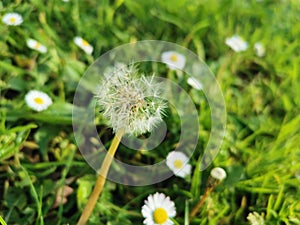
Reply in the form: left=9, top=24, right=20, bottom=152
left=95, top=64, right=167, bottom=135
left=210, top=167, right=227, bottom=181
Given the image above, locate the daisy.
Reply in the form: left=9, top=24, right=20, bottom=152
left=161, top=51, right=186, bottom=70
left=2, top=12, right=23, bottom=26
left=166, top=151, right=192, bottom=178
left=187, top=77, right=203, bottom=90
left=25, top=90, right=53, bottom=112
left=141, top=192, right=176, bottom=225
left=225, top=35, right=248, bottom=52
left=210, top=167, right=227, bottom=181
left=254, top=42, right=265, bottom=57
left=26, top=39, right=47, bottom=54
left=247, top=212, right=265, bottom=225
left=73, top=36, right=93, bottom=55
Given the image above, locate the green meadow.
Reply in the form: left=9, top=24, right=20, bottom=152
left=0, top=0, right=299, bottom=224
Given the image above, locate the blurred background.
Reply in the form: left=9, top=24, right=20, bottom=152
left=0, top=0, right=299, bottom=224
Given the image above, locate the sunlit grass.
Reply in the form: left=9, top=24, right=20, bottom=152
left=0, top=0, right=299, bottom=224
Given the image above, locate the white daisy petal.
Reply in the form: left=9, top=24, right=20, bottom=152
left=26, top=39, right=47, bottom=54
left=225, top=35, right=248, bottom=52
left=187, top=77, right=203, bottom=90
left=154, top=192, right=163, bottom=207
left=161, top=51, right=186, bottom=70
left=165, top=219, right=174, bottom=225
left=141, top=192, right=176, bottom=225
left=148, top=195, right=156, bottom=210
left=142, top=205, right=152, bottom=217
left=254, top=42, right=265, bottom=57
left=2, top=13, right=23, bottom=26
left=247, top=212, right=265, bottom=225
left=25, top=90, right=53, bottom=112
left=166, top=151, right=192, bottom=178
left=181, top=164, right=192, bottom=176
left=73, top=36, right=93, bottom=55
left=210, top=167, right=227, bottom=181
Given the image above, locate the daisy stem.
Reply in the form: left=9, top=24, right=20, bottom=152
left=76, top=130, right=124, bottom=225
left=170, top=217, right=181, bottom=225
left=189, top=186, right=214, bottom=221
left=0, top=215, right=8, bottom=225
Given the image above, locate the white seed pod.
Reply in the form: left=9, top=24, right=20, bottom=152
left=95, top=64, right=167, bottom=135
left=210, top=167, right=227, bottom=181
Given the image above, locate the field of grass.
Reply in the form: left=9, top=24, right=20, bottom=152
left=0, top=0, right=300, bottom=225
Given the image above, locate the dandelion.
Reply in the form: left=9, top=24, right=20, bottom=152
left=25, top=90, right=52, bottom=112
left=166, top=151, right=191, bottom=178
left=187, top=77, right=203, bottom=90
left=225, top=35, right=248, bottom=52
left=254, top=42, right=265, bottom=57
left=210, top=167, right=227, bottom=181
left=26, top=39, right=47, bottom=54
left=103, top=62, right=127, bottom=77
left=95, top=64, right=167, bottom=135
left=247, top=212, right=265, bottom=225
left=2, top=12, right=23, bottom=26
left=141, top=192, right=176, bottom=225
left=161, top=51, right=186, bottom=70
left=73, top=36, right=93, bottom=55
left=77, top=64, right=168, bottom=225
left=190, top=167, right=227, bottom=220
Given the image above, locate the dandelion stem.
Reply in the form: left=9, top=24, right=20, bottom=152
left=76, top=130, right=124, bottom=225
left=189, top=186, right=214, bottom=221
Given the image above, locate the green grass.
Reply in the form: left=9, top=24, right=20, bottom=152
left=1, top=0, right=300, bottom=224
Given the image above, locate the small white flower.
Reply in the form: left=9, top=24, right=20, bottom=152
left=247, top=212, right=265, bottom=225
left=254, top=42, right=265, bottom=57
left=225, top=35, right=248, bottom=52
left=95, top=65, right=167, bottom=135
left=73, top=36, right=93, bottom=55
left=210, top=167, right=227, bottom=181
left=2, top=13, right=23, bottom=26
left=25, top=90, right=53, bottom=112
left=141, top=192, right=176, bottom=225
left=161, top=51, right=186, bottom=70
left=187, top=77, right=203, bottom=90
left=166, top=151, right=192, bottom=178
left=62, top=0, right=69, bottom=2
left=26, top=39, right=47, bottom=53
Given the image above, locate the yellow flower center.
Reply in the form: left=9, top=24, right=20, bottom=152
left=173, top=159, right=183, bottom=169
left=34, top=42, right=41, bottom=49
left=170, top=53, right=178, bottom=62
left=9, top=17, right=16, bottom=23
left=34, top=97, right=44, bottom=105
left=153, top=208, right=168, bottom=224
left=82, top=39, right=89, bottom=46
